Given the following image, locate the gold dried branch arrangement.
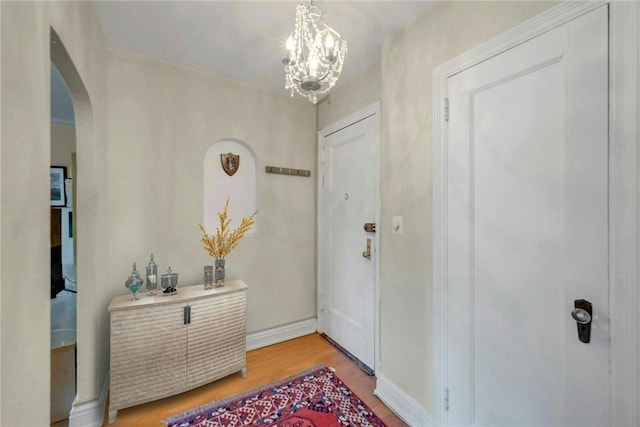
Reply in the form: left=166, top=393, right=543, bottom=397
left=200, top=198, right=258, bottom=259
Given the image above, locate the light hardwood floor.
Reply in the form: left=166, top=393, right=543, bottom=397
left=54, top=333, right=407, bottom=426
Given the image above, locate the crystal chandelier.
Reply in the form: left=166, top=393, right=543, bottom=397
left=282, top=1, right=347, bottom=104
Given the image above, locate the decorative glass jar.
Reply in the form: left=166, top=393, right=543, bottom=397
left=160, top=267, right=178, bottom=296
left=146, top=253, right=158, bottom=296
left=124, top=262, right=143, bottom=301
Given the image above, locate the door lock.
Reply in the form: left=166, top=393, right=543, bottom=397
left=362, top=238, right=372, bottom=259
left=364, top=222, right=376, bottom=233
left=571, top=299, right=592, bottom=343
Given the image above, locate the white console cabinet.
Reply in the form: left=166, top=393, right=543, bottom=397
left=108, top=280, right=247, bottom=423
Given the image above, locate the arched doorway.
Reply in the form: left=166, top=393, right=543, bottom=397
left=50, top=28, right=94, bottom=425
left=50, top=57, right=77, bottom=423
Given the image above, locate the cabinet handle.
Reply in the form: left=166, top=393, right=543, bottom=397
left=184, top=306, right=191, bottom=324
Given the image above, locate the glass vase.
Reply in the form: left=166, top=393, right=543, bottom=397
left=204, top=265, right=214, bottom=290
left=215, top=259, right=225, bottom=287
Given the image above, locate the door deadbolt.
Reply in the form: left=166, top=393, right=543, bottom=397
left=364, top=222, right=376, bottom=233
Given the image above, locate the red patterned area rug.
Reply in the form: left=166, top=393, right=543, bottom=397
left=164, top=365, right=387, bottom=427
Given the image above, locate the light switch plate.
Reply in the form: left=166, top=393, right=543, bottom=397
left=392, top=216, right=403, bottom=234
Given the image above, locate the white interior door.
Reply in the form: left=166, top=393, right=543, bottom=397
left=446, top=6, right=609, bottom=426
left=318, top=107, right=379, bottom=371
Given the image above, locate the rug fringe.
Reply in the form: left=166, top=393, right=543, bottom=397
left=163, top=364, right=329, bottom=425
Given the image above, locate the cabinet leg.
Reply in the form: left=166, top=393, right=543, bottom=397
left=241, top=367, right=247, bottom=378
left=108, top=407, right=118, bottom=424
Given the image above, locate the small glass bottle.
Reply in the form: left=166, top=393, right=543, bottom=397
left=146, top=253, right=158, bottom=296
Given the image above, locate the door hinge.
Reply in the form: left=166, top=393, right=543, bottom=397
left=444, top=387, right=450, bottom=411
left=444, top=98, right=449, bottom=122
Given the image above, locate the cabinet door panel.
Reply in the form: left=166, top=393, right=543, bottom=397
left=110, top=303, right=187, bottom=409
left=187, top=291, right=247, bottom=388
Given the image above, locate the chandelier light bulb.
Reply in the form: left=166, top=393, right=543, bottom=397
left=282, top=1, right=347, bottom=104
left=309, top=54, right=319, bottom=78
left=325, top=33, right=334, bottom=50
left=286, top=35, right=295, bottom=57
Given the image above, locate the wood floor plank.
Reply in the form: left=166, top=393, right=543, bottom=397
left=100, top=333, right=407, bottom=426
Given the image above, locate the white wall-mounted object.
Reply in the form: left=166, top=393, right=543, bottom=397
left=107, top=280, right=248, bottom=423
left=391, top=216, right=403, bottom=235
left=203, top=139, right=258, bottom=233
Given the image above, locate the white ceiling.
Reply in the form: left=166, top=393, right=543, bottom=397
left=91, top=0, right=436, bottom=96
left=52, top=1, right=435, bottom=123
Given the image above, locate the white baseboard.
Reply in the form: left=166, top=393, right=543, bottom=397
left=246, top=318, right=317, bottom=351
left=374, top=373, right=433, bottom=427
left=69, top=370, right=109, bottom=427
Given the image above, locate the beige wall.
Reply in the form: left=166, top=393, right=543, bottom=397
left=51, top=123, right=76, bottom=175
left=1, top=0, right=108, bottom=424
left=1, top=3, right=50, bottom=424
left=318, top=0, right=557, bottom=414
left=106, top=50, right=317, bottom=334
left=317, top=63, right=381, bottom=130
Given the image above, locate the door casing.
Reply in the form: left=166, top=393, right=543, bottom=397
left=433, top=2, right=640, bottom=426
left=317, top=101, right=381, bottom=372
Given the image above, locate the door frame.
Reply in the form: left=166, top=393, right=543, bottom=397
left=317, top=101, right=381, bottom=372
left=432, top=2, right=639, bottom=426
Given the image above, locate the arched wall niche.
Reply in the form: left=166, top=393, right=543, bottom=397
left=203, top=139, right=259, bottom=234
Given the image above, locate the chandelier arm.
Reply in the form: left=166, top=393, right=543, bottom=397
left=315, top=68, right=332, bottom=83
left=287, top=60, right=339, bottom=84
left=288, top=74, right=304, bottom=85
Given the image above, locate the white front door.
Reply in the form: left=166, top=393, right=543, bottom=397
left=446, top=6, right=609, bottom=426
left=318, top=105, right=379, bottom=371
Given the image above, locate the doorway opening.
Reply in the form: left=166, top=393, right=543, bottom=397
left=50, top=58, right=77, bottom=424
left=49, top=28, right=94, bottom=426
